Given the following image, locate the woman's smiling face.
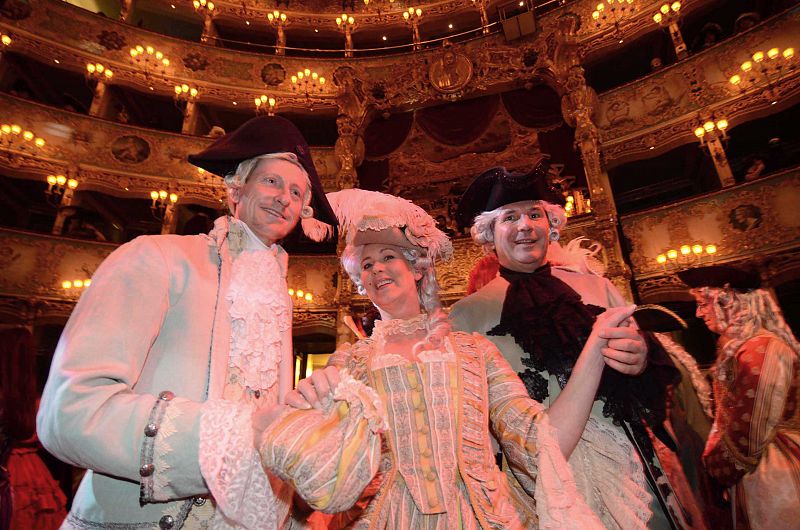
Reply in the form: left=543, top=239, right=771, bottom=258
left=359, top=244, right=422, bottom=320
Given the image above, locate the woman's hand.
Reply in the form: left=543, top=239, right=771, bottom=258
left=285, top=366, right=342, bottom=411
left=252, top=403, right=288, bottom=446
left=585, top=305, right=647, bottom=375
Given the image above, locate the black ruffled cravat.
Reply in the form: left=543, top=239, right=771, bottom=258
left=488, top=264, right=604, bottom=403
left=488, top=264, right=678, bottom=428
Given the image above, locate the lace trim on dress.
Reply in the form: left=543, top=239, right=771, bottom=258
left=199, top=399, right=289, bottom=529
left=334, top=370, right=389, bottom=434
left=372, top=314, right=428, bottom=341
left=226, top=247, right=291, bottom=390
left=533, top=414, right=606, bottom=530
left=575, top=417, right=652, bottom=530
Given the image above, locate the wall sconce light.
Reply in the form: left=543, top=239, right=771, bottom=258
left=62, top=278, right=92, bottom=291
left=288, top=287, right=314, bottom=303
left=150, top=189, right=178, bottom=220
left=254, top=94, right=277, bottom=115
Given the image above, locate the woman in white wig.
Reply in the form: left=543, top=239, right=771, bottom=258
left=255, top=188, right=640, bottom=529
left=679, top=265, right=800, bottom=530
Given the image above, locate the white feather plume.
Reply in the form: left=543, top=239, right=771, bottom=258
left=547, top=236, right=606, bottom=276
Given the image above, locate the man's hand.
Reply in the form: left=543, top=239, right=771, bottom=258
left=285, top=366, right=342, bottom=411
left=598, top=326, right=648, bottom=375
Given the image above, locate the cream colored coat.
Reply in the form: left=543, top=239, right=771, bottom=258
left=37, top=221, right=291, bottom=528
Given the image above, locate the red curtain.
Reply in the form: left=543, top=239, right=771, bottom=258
left=364, top=111, right=414, bottom=159
left=415, top=95, right=500, bottom=146
left=501, top=85, right=563, bottom=129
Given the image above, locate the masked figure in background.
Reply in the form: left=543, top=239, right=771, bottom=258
left=37, top=116, right=337, bottom=529
left=449, top=160, right=683, bottom=529
left=680, top=265, right=800, bottom=530
left=256, top=188, right=641, bottom=529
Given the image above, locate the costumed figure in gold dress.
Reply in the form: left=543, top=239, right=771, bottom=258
left=679, top=265, right=800, bottom=530
left=255, top=188, right=642, bottom=529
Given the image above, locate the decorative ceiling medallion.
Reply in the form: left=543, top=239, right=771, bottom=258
left=111, top=135, right=151, bottom=164
left=428, top=49, right=473, bottom=95
left=261, top=63, right=286, bottom=86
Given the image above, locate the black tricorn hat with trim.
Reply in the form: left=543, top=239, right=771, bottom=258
left=677, top=265, right=761, bottom=290
left=188, top=115, right=337, bottom=226
left=455, top=155, right=564, bottom=228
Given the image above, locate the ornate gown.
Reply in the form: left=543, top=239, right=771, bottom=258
left=260, top=315, right=604, bottom=530
left=703, top=331, right=800, bottom=529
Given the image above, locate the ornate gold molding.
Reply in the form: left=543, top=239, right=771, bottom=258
left=597, top=9, right=800, bottom=165
left=620, top=167, right=800, bottom=281
left=0, top=94, right=339, bottom=204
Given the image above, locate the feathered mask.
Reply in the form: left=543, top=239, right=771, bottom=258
left=302, top=188, right=453, bottom=263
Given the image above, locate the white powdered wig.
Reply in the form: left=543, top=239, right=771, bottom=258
left=223, top=152, right=314, bottom=222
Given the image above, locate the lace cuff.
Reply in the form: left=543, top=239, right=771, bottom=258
left=533, top=414, right=605, bottom=530
left=333, top=370, right=388, bottom=434
left=199, top=399, right=290, bottom=529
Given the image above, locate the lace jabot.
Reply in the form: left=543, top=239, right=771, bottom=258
left=371, top=314, right=429, bottom=342
left=222, top=217, right=292, bottom=390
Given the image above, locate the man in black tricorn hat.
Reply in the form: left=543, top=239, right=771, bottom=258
left=450, top=156, right=686, bottom=529
left=679, top=265, right=800, bottom=530
left=38, top=116, right=337, bottom=529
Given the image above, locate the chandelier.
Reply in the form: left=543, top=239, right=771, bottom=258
left=291, top=69, right=326, bottom=109
left=656, top=244, right=717, bottom=271
left=129, top=45, right=170, bottom=82
left=591, top=0, right=637, bottom=43
left=0, top=124, right=46, bottom=152
left=2, top=32, right=12, bottom=49
left=729, top=47, right=795, bottom=105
